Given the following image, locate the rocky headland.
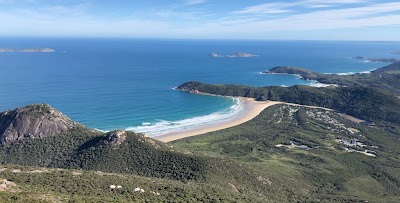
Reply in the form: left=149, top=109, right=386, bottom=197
left=352, top=56, right=398, bottom=63
left=261, top=66, right=319, bottom=79
left=0, top=104, right=80, bottom=144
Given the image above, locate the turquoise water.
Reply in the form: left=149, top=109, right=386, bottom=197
left=0, top=38, right=398, bottom=136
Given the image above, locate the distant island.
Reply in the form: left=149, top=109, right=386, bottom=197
left=391, top=51, right=400, bottom=55
left=352, top=56, right=398, bottom=63
left=209, top=52, right=258, bottom=58
left=0, top=48, right=55, bottom=53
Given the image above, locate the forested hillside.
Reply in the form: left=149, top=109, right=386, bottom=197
left=265, top=61, right=400, bottom=94
left=177, top=81, right=400, bottom=125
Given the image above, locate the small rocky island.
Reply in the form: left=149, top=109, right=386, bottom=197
left=0, top=48, right=55, bottom=53
left=209, top=52, right=258, bottom=58
left=352, top=56, right=398, bottom=63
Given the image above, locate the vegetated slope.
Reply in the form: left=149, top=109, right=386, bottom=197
left=265, top=61, right=400, bottom=94
left=173, top=104, right=400, bottom=202
left=0, top=129, right=299, bottom=202
left=0, top=105, right=206, bottom=181
left=0, top=164, right=262, bottom=203
left=177, top=81, right=400, bottom=125
left=0, top=105, right=286, bottom=202
left=0, top=129, right=205, bottom=181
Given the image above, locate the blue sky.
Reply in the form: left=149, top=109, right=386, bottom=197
left=0, top=0, right=399, bottom=40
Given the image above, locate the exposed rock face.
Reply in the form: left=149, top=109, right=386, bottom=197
left=0, top=104, right=79, bottom=144
left=105, top=130, right=127, bottom=145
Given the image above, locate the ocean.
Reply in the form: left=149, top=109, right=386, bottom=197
left=0, top=38, right=398, bottom=136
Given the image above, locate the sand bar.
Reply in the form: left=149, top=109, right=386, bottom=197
left=153, top=98, right=282, bottom=142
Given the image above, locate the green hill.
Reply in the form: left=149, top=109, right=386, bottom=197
left=173, top=104, right=400, bottom=202
left=0, top=105, right=283, bottom=202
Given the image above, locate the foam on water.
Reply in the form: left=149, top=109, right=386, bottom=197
left=324, top=69, right=376, bottom=75
left=94, top=128, right=109, bottom=133
left=127, top=97, right=243, bottom=137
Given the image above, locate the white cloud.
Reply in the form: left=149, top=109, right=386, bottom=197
left=0, top=1, right=399, bottom=40
left=183, top=0, right=206, bottom=6
left=302, top=0, right=366, bottom=4
left=201, top=2, right=400, bottom=35
left=234, top=3, right=295, bottom=14
left=156, top=10, right=205, bottom=20
left=234, top=0, right=369, bottom=15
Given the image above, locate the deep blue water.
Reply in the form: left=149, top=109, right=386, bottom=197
left=0, top=38, right=398, bottom=135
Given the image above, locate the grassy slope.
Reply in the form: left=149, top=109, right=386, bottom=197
left=173, top=104, right=400, bottom=202
left=0, top=128, right=285, bottom=202
left=0, top=164, right=259, bottom=203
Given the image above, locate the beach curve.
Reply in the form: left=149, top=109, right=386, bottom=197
left=153, top=98, right=282, bottom=142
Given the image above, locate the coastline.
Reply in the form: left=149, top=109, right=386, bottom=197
left=153, top=98, right=282, bottom=142
left=260, top=72, right=338, bottom=88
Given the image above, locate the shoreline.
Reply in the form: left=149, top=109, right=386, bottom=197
left=259, top=72, right=337, bottom=88
left=153, top=98, right=282, bottom=142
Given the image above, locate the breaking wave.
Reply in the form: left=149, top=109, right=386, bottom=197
left=126, top=97, right=243, bottom=137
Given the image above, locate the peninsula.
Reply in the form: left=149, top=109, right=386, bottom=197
left=262, top=62, right=400, bottom=94
left=352, top=56, right=398, bottom=63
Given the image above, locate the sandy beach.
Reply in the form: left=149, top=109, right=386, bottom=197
left=153, top=98, right=282, bottom=142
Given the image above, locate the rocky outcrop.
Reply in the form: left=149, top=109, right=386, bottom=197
left=0, top=104, right=80, bottom=144
left=105, top=130, right=127, bottom=145
left=176, top=81, right=204, bottom=93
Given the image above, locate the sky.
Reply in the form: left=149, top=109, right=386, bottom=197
left=0, top=0, right=399, bottom=40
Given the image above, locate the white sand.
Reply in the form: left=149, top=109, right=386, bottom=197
left=153, top=98, right=282, bottom=142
